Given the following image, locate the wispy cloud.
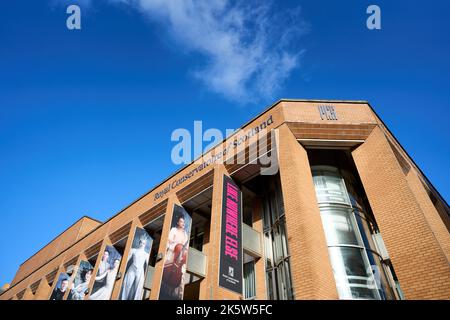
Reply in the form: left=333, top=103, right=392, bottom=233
left=122, top=0, right=308, bottom=102
left=60, top=0, right=308, bottom=103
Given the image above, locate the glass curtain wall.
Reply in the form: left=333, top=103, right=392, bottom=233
left=312, top=165, right=395, bottom=300
left=262, top=177, right=294, bottom=300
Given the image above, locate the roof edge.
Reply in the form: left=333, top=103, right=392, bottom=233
left=18, top=215, right=102, bottom=267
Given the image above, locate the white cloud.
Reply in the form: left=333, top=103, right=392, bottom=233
left=110, top=0, right=307, bottom=103
left=53, top=0, right=307, bottom=102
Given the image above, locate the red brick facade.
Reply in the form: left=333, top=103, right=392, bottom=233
left=1, top=100, right=448, bottom=300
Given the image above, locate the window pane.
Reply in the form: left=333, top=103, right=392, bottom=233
left=354, top=213, right=377, bottom=253
left=313, top=172, right=350, bottom=205
left=320, top=207, right=361, bottom=246
left=244, top=261, right=256, bottom=299
left=276, top=263, right=287, bottom=300
left=283, top=260, right=293, bottom=300
left=263, top=201, right=271, bottom=230
left=270, top=194, right=278, bottom=222
left=328, top=247, right=380, bottom=300
left=264, top=233, right=273, bottom=267
left=274, top=225, right=284, bottom=263
left=280, top=221, right=289, bottom=258
left=369, top=251, right=395, bottom=300
left=267, top=271, right=274, bottom=300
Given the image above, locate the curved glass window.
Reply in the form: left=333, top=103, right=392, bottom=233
left=328, top=246, right=380, bottom=300
left=312, top=166, right=394, bottom=300
left=313, top=167, right=350, bottom=205
left=320, top=206, right=361, bottom=247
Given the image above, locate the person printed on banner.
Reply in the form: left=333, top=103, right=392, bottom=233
left=50, top=276, right=69, bottom=300
left=119, top=234, right=150, bottom=300
left=89, top=259, right=120, bottom=300
left=67, top=268, right=93, bottom=300
left=160, top=213, right=190, bottom=299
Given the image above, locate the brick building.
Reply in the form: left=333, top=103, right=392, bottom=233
left=1, top=99, right=449, bottom=300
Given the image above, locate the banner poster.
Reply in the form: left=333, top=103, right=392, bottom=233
left=119, top=227, right=153, bottom=300
left=49, top=272, right=70, bottom=300
left=67, top=260, right=93, bottom=300
left=159, top=204, right=192, bottom=300
left=219, top=175, right=243, bottom=294
left=89, top=245, right=122, bottom=300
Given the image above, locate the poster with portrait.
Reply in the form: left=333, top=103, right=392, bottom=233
left=49, top=272, right=70, bottom=300
left=158, top=204, right=192, bottom=300
left=67, top=260, right=93, bottom=300
left=118, top=227, right=153, bottom=300
left=89, top=245, right=122, bottom=300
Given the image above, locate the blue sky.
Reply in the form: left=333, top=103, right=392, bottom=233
left=0, top=0, right=449, bottom=286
